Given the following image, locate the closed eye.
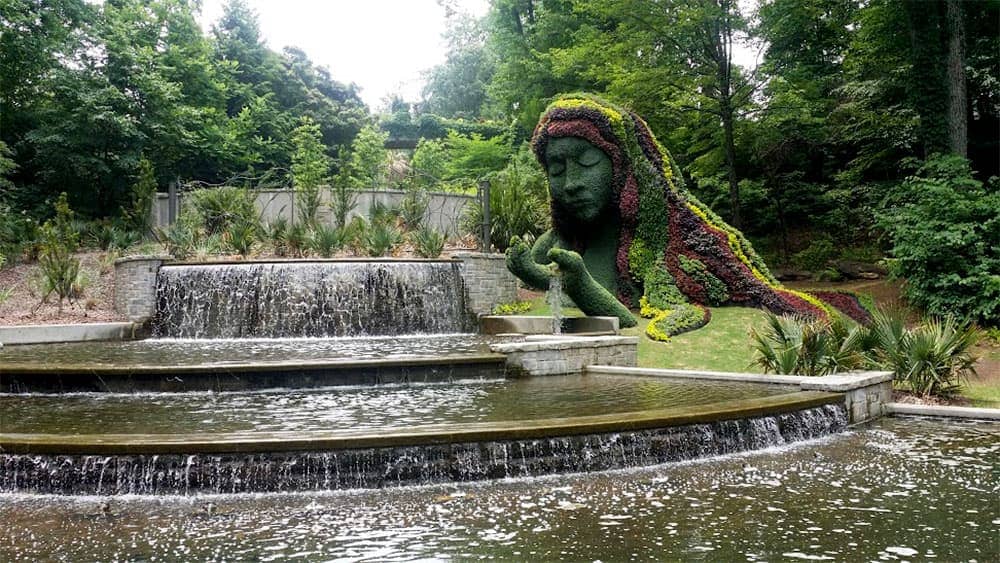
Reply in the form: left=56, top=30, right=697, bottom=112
left=578, top=148, right=604, bottom=167
left=548, top=162, right=566, bottom=176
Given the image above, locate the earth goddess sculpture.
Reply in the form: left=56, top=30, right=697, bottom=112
left=507, top=94, right=863, bottom=340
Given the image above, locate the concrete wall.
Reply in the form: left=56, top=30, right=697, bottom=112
left=491, top=336, right=639, bottom=376
left=152, top=188, right=474, bottom=236
left=0, top=322, right=139, bottom=345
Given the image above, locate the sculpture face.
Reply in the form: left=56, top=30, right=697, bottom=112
left=544, top=136, right=614, bottom=224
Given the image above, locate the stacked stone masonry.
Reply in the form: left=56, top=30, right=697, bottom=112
left=113, top=256, right=171, bottom=323
left=453, top=253, right=518, bottom=317
left=491, top=336, right=638, bottom=376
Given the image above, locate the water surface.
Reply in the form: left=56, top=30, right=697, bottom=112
left=0, top=374, right=797, bottom=434
left=1, top=417, right=995, bottom=560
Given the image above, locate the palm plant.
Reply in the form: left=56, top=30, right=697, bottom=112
left=749, top=313, right=867, bottom=376
left=309, top=224, right=343, bottom=258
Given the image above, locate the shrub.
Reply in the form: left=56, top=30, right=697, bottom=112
left=309, top=224, right=343, bottom=258
left=867, top=308, right=980, bottom=398
left=185, top=187, right=257, bottom=236
left=400, top=189, right=430, bottom=232
left=410, top=225, right=445, bottom=258
left=284, top=222, right=309, bottom=257
left=364, top=221, right=402, bottom=257
left=749, top=313, right=868, bottom=376
left=792, top=236, right=837, bottom=272
left=37, top=193, right=81, bottom=311
left=462, top=153, right=547, bottom=252
left=158, top=219, right=197, bottom=260
left=879, top=155, right=1000, bottom=326
left=266, top=218, right=289, bottom=256
left=122, top=157, right=156, bottom=235
left=225, top=219, right=258, bottom=257
left=368, top=200, right=401, bottom=228
left=492, top=301, right=532, bottom=315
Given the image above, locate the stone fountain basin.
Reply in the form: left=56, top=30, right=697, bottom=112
left=0, top=390, right=840, bottom=455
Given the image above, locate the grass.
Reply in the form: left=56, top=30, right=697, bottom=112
left=523, top=294, right=772, bottom=373
left=521, top=291, right=1000, bottom=407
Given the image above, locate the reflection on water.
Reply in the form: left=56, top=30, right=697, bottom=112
left=0, top=334, right=506, bottom=367
left=1, top=375, right=797, bottom=434
left=1, top=418, right=996, bottom=560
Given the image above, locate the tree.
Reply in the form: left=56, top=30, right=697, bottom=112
left=421, top=13, right=495, bottom=118
left=291, top=117, right=330, bottom=225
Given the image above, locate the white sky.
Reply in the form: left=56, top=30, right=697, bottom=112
left=197, top=0, right=491, bottom=110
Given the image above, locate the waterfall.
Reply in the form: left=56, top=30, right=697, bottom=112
left=0, top=404, right=847, bottom=495
left=547, top=273, right=563, bottom=335
left=151, top=261, right=472, bottom=338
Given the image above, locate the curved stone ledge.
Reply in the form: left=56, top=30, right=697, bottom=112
left=0, top=393, right=846, bottom=495
left=888, top=403, right=1000, bottom=420
left=0, top=354, right=507, bottom=393
left=0, top=322, right=139, bottom=346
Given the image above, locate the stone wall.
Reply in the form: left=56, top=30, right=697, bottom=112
left=453, top=252, right=518, bottom=317
left=800, top=372, right=893, bottom=424
left=491, top=335, right=638, bottom=376
left=113, top=255, right=171, bottom=324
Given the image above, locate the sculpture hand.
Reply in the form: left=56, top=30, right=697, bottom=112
left=547, top=248, right=637, bottom=327
left=505, top=235, right=551, bottom=290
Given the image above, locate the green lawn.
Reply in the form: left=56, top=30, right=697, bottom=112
left=521, top=295, right=1000, bottom=407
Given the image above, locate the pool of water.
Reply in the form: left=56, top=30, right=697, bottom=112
left=0, top=334, right=507, bottom=368
left=0, top=374, right=798, bottom=434
left=1, top=417, right=995, bottom=560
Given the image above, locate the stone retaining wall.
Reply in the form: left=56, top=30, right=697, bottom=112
left=113, top=255, right=172, bottom=323
left=491, top=335, right=638, bottom=376
left=453, top=252, right=518, bottom=317
left=587, top=366, right=894, bottom=425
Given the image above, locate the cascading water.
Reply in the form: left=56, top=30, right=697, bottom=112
left=1, top=404, right=847, bottom=495
left=151, top=261, right=472, bottom=338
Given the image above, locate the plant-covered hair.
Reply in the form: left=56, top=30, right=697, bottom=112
left=532, top=93, right=835, bottom=323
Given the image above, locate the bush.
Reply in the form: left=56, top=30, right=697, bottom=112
left=462, top=151, right=547, bottom=252
left=491, top=301, right=532, bottom=315
left=879, top=155, right=1000, bottom=326
left=266, top=218, right=289, bottom=256
left=158, top=219, right=197, bottom=260
left=749, top=313, right=868, bottom=376
left=225, top=219, right=258, bottom=257
left=309, top=224, right=343, bottom=258
left=410, top=225, right=445, bottom=258
left=364, top=221, right=402, bottom=257
left=867, top=308, right=979, bottom=398
left=284, top=222, right=309, bottom=257
left=792, top=236, right=837, bottom=272
left=37, top=193, right=81, bottom=311
left=184, top=187, right=257, bottom=236
left=400, top=189, right=430, bottom=232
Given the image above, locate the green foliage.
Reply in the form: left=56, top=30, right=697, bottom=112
left=749, top=313, right=868, bottom=376
left=122, top=157, right=157, bottom=235
left=643, top=267, right=687, bottom=309
left=309, top=224, right=343, bottom=258
left=291, top=117, right=330, bottom=226
left=37, top=193, right=82, bottom=310
left=491, top=301, right=532, bottom=315
left=792, top=236, right=837, bottom=272
left=463, top=151, right=547, bottom=252
left=225, top=218, right=258, bottom=257
left=265, top=217, right=289, bottom=256
left=867, top=308, right=980, bottom=398
left=158, top=218, right=197, bottom=260
left=677, top=256, right=729, bottom=306
left=409, top=138, right=449, bottom=188
left=644, top=302, right=708, bottom=342
left=442, top=130, right=511, bottom=180
left=363, top=221, right=403, bottom=257
left=879, top=155, right=1000, bottom=326
left=339, top=124, right=389, bottom=190
left=184, top=187, right=257, bottom=236
left=410, top=226, right=446, bottom=259
left=284, top=222, right=309, bottom=258
left=399, top=189, right=430, bottom=232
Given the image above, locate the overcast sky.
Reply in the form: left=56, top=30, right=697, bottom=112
left=197, top=0, right=490, bottom=110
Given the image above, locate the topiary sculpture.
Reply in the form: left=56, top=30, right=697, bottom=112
left=507, top=93, right=867, bottom=340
